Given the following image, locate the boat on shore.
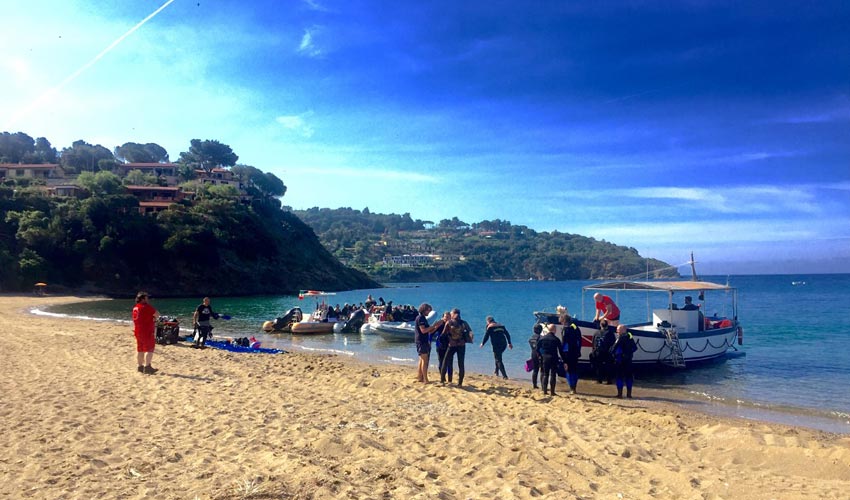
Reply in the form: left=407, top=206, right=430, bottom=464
left=263, top=291, right=342, bottom=335
left=536, top=258, right=743, bottom=369
left=262, top=307, right=304, bottom=333
left=361, top=309, right=436, bottom=341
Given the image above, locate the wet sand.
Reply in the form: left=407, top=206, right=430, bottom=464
left=2, top=295, right=849, bottom=499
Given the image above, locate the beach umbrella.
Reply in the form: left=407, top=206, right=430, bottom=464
left=34, top=282, right=47, bottom=287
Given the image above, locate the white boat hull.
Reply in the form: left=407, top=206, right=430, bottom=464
left=573, top=320, right=739, bottom=365
left=370, top=321, right=416, bottom=341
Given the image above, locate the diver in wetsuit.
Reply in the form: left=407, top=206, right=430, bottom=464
left=528, top=323, right=544, bottom=389
left=611, top=324, right=637, bottom=398
left=536, top=324, right=564, bottom=396
left=592, top=320, right=616, bottom=384
left=481, top=316, right=513, bottom=379
left=560, top=313, right=582, bottom=394
left=434, top=311, right=453, bottom=383
left=441, top=309, right=472, bottom=387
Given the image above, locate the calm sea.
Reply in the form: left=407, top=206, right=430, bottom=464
left=41, top=274, right=850, bottom=433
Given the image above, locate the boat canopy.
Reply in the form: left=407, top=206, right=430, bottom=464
left=583, top=280, right=734, bottom=292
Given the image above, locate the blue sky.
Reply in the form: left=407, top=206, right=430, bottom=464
left=3, top=0, right=849, bottom=274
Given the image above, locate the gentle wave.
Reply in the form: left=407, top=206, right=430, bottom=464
left=388, top=356, right=415, bottom=363
left=294, top=345, right=355, bottom=356
left=30, top=308, right=131, bottom=324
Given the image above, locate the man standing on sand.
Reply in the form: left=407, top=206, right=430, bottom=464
left=132, top=291, right=159, bottom=374
left=536, top=324, right=564, bottom=396
left=593, top=292, right=621, bottom=326
left=481, top=316, right=512, bottom=379
left=192, top=297, right=220, bottom=349
left=413, top=303, right=445, bottom=384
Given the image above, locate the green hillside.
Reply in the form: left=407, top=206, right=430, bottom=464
left=290, top=207, right=678, bottom=282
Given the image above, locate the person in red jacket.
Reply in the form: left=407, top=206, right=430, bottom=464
left=132, top=291, right=159, bottom=374
left=593, top=293, right=621, bottom=326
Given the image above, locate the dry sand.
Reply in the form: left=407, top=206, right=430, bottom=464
left=1, top=295, right=848, bottom=500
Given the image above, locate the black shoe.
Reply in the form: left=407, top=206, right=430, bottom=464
left=550, top=392, right=556, bottom=397
left=627, top=391, right=632, bottom=398
left=533, top=385, right=538, bottom=389
left=570, top=387, right=577, bottom=394
left=144, top=365, right=158, bottom=375
left=542, top=390, right=548, bottom=395
left=137, top=366, right=144, bottom=373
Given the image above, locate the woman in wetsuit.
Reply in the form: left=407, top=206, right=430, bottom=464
left=434, top=311, right=452, bottom=383
left=560, top=314, right=582, bottom=394
left=528, top=323, right=544, bottom=389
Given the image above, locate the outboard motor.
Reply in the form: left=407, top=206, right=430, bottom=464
left=337, top=308, right=367, bottom=333
left=264, top=307, right=303, bottom=332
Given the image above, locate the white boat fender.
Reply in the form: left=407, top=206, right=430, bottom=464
left=737, top=326, right=744, bottom=345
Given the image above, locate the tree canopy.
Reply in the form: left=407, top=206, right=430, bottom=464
left=178, top=139, right=238, bottom=172
left=60, top=140, right=114, bottom=173
left=0, top=132, right=57, bottom=164
left=114, top=142, right=169, bottom=163
left=232, top=164, right=287, bottom=197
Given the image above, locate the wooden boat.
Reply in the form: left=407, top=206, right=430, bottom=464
left=536, top=256, right=743, bottom=368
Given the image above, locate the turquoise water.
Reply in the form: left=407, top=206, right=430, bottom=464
left=42, top=275, right=850, bottom=433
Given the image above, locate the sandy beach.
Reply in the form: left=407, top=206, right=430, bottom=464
left=1, top=296, right=848, bottom=499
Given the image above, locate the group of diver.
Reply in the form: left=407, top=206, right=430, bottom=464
left=527, top=313, right=636, bottom=398
left=410, top=300, right=637, bottom=399
left=322, top=296, right=420, bottom=323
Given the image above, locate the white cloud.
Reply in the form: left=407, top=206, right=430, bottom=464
left=275, top=111, right=315, bottom=138
left=569, top=184, right=822, bottom=215
left=302, top=0, right=330, bottom=12
left=288, top=166, right=440, bottom=184
left=2, top=57, right=31, bottom=86
left=298, top=27, right=324, bottom=57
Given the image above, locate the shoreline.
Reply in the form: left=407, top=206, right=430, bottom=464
left=30, top=295, right=850, bottom=435
left=3, top=295, right=849, bottom=498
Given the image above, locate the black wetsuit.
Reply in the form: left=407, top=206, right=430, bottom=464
left=528, top=331, right=543, bottom=388
left=612, top=332, right=637, bottom=397
left=482, top=323, right=512, bottom=379
left=561, top=321, right=582, bottom=391
left=536, top=333, right=563, bottom=395
left=592, top=326, right=616, bottom=383
left=434, top=321, right=452, bottom=382
left=441, top=319, right=469, bottom=386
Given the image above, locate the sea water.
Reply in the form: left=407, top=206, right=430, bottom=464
left=42, top=274, right=850, bottom=433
